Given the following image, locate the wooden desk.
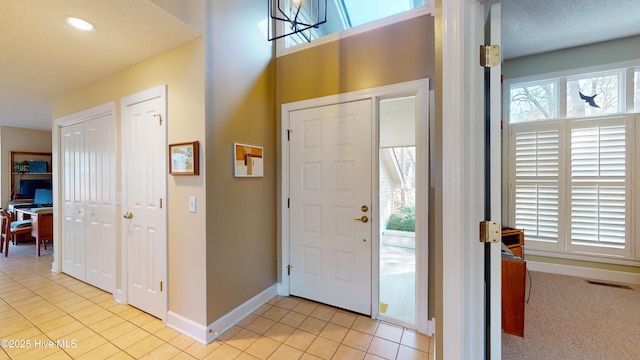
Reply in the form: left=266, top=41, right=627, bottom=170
left=15, top=208, right=53, bottom=256
left=502, top=254, right=526, bottom=337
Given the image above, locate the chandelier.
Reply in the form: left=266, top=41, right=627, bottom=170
left=268, top=0, right=327, bottom=42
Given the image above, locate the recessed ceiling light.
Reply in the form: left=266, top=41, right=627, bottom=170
left=65, top=17, right=95, bottom=31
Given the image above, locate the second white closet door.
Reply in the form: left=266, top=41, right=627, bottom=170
left=84, top=117, right=117, bottom=292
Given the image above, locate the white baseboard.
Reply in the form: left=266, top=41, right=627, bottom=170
left=527, top=261, right=640, bottom=285
left=166, top=311, right=209, bottom=344
left=206, top=284, right=278, bottom=344
left=166, top=284, right=278, bottom=344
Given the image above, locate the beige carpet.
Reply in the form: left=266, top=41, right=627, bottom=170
left=502, top=270, right=640, bottom=359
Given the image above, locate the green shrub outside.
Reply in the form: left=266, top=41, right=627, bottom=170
left=385, top=206, right=415, bottom=232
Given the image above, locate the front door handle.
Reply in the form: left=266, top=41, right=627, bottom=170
left=354, top=216, right=368, bottom=223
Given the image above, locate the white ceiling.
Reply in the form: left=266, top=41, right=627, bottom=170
left=0, top=0, right=202, bottom=131
left=1, top=1, right=639, bottom=131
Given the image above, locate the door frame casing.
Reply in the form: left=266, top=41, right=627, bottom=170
left=279, top=79, right=430, bottom=333
left=436, top=0, right=492, bottom=358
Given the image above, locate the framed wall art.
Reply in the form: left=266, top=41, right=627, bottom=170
left=234, top=143, right=263, bottom=177
left=169, top=141, right=199, bottom=175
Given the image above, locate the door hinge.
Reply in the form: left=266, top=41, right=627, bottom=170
left=479, top=220, right=501, bottom=243
left=288, top=198, right=290, bottom=208
left=480, top=44, right=501, bottom=67
left=286, top=129, right=292, bottom=141
left=153, top=114, right=162, bottom=125
left=287, top=264, right=292, bottom=276
left=160, top=281, right=163, bottom=292
left=159, top=198, right=163, bottom=209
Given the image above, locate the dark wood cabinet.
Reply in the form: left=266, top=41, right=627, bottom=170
left=502, top=228, right=524, bottom=258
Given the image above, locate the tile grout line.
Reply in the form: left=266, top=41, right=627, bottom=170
left=0, top=251, right=180, bottom=359
left=2, top=246, right=433, bottom=360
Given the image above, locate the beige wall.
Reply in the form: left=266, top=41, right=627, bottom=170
left=276, top=14, right=436, bottom=316
left=205, top=0, right=277, bottom=323
left=52, top=37, right=208, bottom=325
left=0, top=126, right=52, bottom=206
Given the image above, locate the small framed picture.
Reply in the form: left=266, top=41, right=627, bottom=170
left=234, top=143, right=263, bottom=177
left=169, top=141, right=199, bottom=175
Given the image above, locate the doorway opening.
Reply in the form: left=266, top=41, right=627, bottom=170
left=280, top=79, right=430, bottom=333
left=378, top=96, right=417, bottom=326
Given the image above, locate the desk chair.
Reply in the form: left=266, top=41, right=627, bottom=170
left=0, top=209, right=33, bottom=257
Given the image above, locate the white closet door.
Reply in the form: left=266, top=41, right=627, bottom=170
left=121, top=85, right=167, bottom=320
left=84, top=117, right=117, bottom=293
left=61, top=123, right=86, bottom=280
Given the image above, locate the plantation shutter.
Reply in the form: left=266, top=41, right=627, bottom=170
left=570, top=124, right=627, bottom=250
left=513, top=129, right=560, bottom=243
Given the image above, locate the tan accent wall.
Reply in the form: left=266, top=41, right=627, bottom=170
left=205, top=1, right=277, bottom=323
left=277, top=15, right=435, bottom=105
left=0, top=126, right=52, bottom=206
left=52, top=37, right=208, bottom=325
left=276, top=14, right=436, bottom=317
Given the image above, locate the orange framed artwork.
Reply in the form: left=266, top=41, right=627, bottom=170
left=234, top=143, right=263, bottom=177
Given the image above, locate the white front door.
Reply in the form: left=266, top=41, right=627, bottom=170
left=61, top=123, right=86, bottom=281
left=121, top=85, right=167, bottom=320
left=84, top=117, right=117, bottom=293
left=289, top=99, right=373, bottom=315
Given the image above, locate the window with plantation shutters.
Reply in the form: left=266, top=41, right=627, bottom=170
left=513, top=128, right=560, bottom=244
left=506, top=62, right=640, bottom=263
left=510, top=116, right=632, bottom=261
left=569, top=123, right=627, bottom=253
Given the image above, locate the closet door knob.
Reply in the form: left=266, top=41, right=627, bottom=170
left=123, top=212, right=133, bottom=219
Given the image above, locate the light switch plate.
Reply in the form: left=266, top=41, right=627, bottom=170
left=188, top=196, right=196, bottom=213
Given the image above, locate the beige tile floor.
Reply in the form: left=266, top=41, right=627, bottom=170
left=0, top=241, right=434, bottom=359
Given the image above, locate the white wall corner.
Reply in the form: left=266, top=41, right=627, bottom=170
left=205, top=284, right=278, bottom=344
left=527, top=261, right=640, bottom=285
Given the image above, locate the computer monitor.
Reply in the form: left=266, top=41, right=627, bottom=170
left=19, top=179, right=51, bottom=199
left=33, top=188, right=53, bottom=207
